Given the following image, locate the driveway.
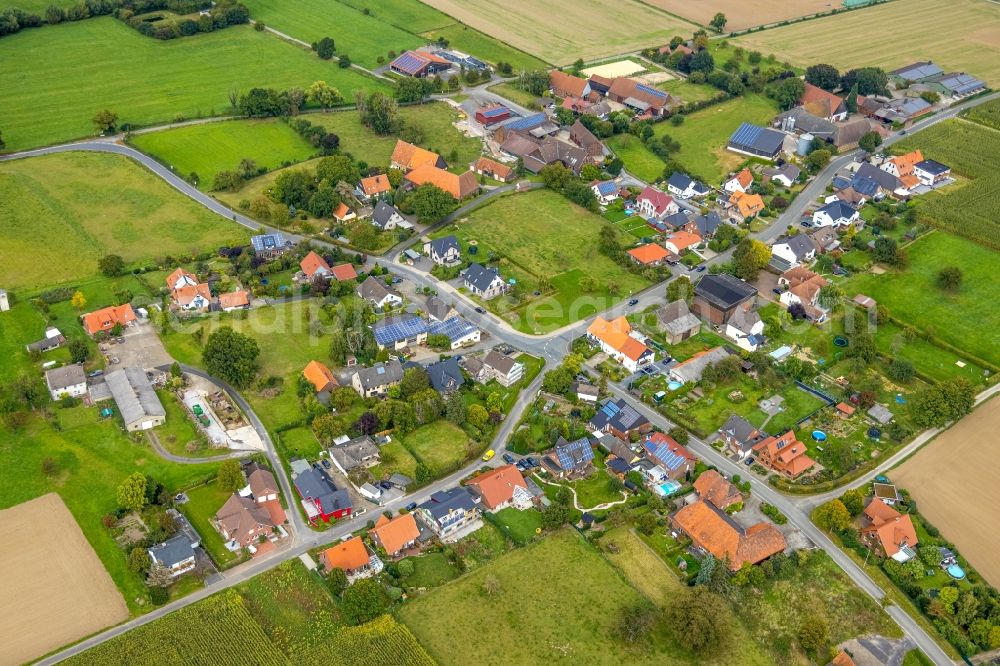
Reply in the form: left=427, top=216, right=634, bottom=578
left=107, top=321, right=173, bottom=370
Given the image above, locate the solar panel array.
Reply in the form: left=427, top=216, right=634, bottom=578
left=645, top=440, right=687, bottom=471
left=635, top=83, right=668, bottom=100
left=556, top=437, right=594, bottom=470
left=728, top=122, right=784, bottom=154
left=427, top=316, right=477, bottom=342
left=481, top=106, right=510, bottom=118
left=503, top=112, right=547, bottom=130
left=391, top=51, right=429, bottom=76
left=595, top=181, right=617, bottom=196
left=373, top=316, right=428, bottom=346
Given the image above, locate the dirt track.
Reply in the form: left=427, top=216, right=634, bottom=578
left=893, top=396, right=1000, bottom=588
left=0, top=494, right=128, bottom=665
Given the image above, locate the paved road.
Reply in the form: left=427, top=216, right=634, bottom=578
left=146, top=430, right=248, bottom=464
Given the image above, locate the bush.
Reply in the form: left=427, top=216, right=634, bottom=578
left=149, top=585, right=169, bottom=605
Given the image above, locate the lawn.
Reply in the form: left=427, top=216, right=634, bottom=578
left=848, top=231, right=1000, bottom=368
left=892, top=119, right=1000, bottom=251
left=605, top=133, right=668, bottom=183
left=437, top=189, right=652, bottom=333
left=734, top=0, right=1000, bottom=87
left=399, top=419, right=473, bottom=476
left=179, top=480, right=244, bottom=567
left=486, top=82, right=539, bottom=109
left=0, top=18, right=389, bottom=151
left=653, top=94, right=780, bottom=183
left=335, top=0, right=454, bottom=33
left=871, top=321, right=986, bottom=384
left=402, top=551, right=461, bottom=588
left=0, top=152, right=248, bottom=291
left=0, top=406, right=218, bottom=615
left=660, top=78, right=727, bottom=105
left=369, top=440, right=419, bottom=481
left=241, top=0, right=424, bottom=69
left=154, top=389, right=220, bottom=458
left=130, top=119, right=318, bottom=189
left=276, top=426, right=325, bottom=463
left=491, top=507, right=543, bottom=545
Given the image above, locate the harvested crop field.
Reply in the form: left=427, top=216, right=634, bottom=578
left=0, top=493, right=127, bottom=665
left=735, top=0, right=1000, bottom=86
left=418, top=0, right=700, bottom=64
left=892, top=396, right=1000, bottom=588
left=581, top=60, right=647, bottom=78
left=644, top=0, right=837, bottom=31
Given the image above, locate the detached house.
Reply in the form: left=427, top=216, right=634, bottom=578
left=302, top=360, right=338, bottom=394
left=371, top=200, right=407, bottom=231
left=482, top=349, right=524, bottom=387
left=426, top=357, right=464, bottom=394
left=671, top=498, right=786, bottom=570
left=762, top=163, right=801, bottom=187
left=351, top=360, right=404, bottom=398
left=725, top=307, right=765, bottom=352
left=586, top=316, right=654, bottom=373
left=542, top=436, right=596, bottom=479
left=293, top=466, right=352, bottom=523
left=148, top=535, right=197, bottom=577
left=390, top=140, right=446, bottom=171
left=214, top=495, right=276, bottom=550
left=656, top=300, right=700, bottom=344
left=667, top=172, right=710, bottom=200
left=722, top=168, right=753, bottom=194
left=251, top=232, right=292, bottom=258
left=913, top=159, right=950, bottom=186
left=692, top=274, right=757, bottom=325
left=771, top=234, right=817, bottom=269
left=800, top=82, right=848, bottom=122
left=356, top=173, right=392, bottom=202
left=300, top=251, right=332, bottom=280
left=470, top=156, right=514, bottom=182
left=779, top=267, right=829, bottom=320
left=320, top=536, right=382, bottom=581
left=549, top=69, right=591, bottom=99
left=416, top=487, right=481, bottom=539
left=466, top=465, right=529, bottom=511
left=591, top=180, right=620, bottom=205
left=636, top=186, right=677, bottom=219
left=812, top=200, right=859, bottom=228
left=627, top=243, right=671, bottom=267
left=463, top=263, right=507, bottom=300
left=357, top=276, right=403, bottom=310
left=880, top=150, right=923, bottom=190
left=404, top=165, right=479, bottom=200
left=752, top=431, right=816, bottom=478
left=664, top=230, right=702, bottom=256
left=725, top=190, right=765, bottom=223
left=668, top=347, right=729, bottom=384
left=694, top=469, right=743, bottom=510
left=328, top=435, right=380, bottom=475
left=860, top=499, right=918, bottom=562
left=642, top=432, right=696, bottom=481
left=590, top=398, right=651, bottom=440
left=720, top=414, right=767, bottom=459
left=370, top=513, right=420, bottom=558
left=424, top=235, right=461, bottom=266
left=45, top=365, right=87, bottom=400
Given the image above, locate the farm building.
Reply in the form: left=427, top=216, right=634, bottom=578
left=103, top=367, right=165, bottom=431
left=389, top=50, right=452, bottom=78
left=475, top=104, right=511, bottom=125
left=727, top=122, right=786, bottom=160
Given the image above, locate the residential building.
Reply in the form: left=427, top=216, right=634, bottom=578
left=549, top=70, right=591, bottom=98
left=720, top=414, right=767, bottom=459
left=424, top=235, right=461, bottom=265
left=752, top=431, right=816, bottom=478
left=799, top=82, right=848, bottom=122
left=328, top=435, right=380, bottom=475
left=373, top=315, right=427, bottom=351
left=332, top=202, right=356, bottom=223
left=664, top=230, right=702, bottom=256
left=214, top=494, right=275, bottom=549
left=357, top=276, right=403, bottom=310
left=427, top=316, right=481, bottom=350
left=244, top=467, right=280, bottom=506
left=635, top=186, right=677, bottom=219
left=692, top=274, right=757, bottom=325
left=761, top=163, right=801, bottom=187
left=812, top=200, right=859, bottom=228
left=351, top=360, right=404, bottom=398
left=416, top=487, right=481, bottom=539
left=371, top=200, right=407, bottom=231
left=320, top=536, right=382, bottom=581
left=218, top=291, right=250, bottom=312
left=81, top=304, right=137, bottom=336
left=426, top=357, right=464, bottom=394
left=542, top=436, right=595, bottom=478
left=725, top=190, right=765, bottom=222
left=470, top=156, right=514, bottom=182
left=26, top=326, right=65, bottom=353
left=166, top=268, right=198, bottom=291
left=670, top=499, right=786, bottom=570
left=105, top=367, right=165, bottom=431
left=591, top=179, right=620, bottom=205
left=586, top=316, right=654, bottom=373
left=424, top=296, right=456, bottom=323
left=302, top=360, right=338, bottom=394
left=572, top=381, right=600, bottom=403
left=913, top=159, right=950, bottom=186
left=725, top=307, right=765, bottom=352
left=779, top=267, right=829, bottom=320
left=606, top=77, right=673, bottom=117
left=500, top=132, right=588, bottom=174
left=389, top=50, right=451, bottom=78
left=666, top=172, right=710, bottom=200
left=727, top=122, right=785, bottom=160
left=597, top=432, right=639, bottom=464
left=466, top=465, right=529, bottom=511
left=463, top=263, right=508, bottom=300
left=356, top=173, right=392, bottom=201
left=369, top=513, right=420, bottom=558
left=148, top=534, right=197, bottom=577
left=171, top=282, right=212, bottom=311
left=809, top=227, right=840, bottom=254
left=855, top=163, right=905, bottom=197
left=300, top=251, right=332, bottom=280
left=627, top=243, right=671, bottom=266
left=642, top=432, right=695, bottom=481
left=688, top=211, right=724, bottom=238
left=668, top=347, right=729, bottom=384
left=873, top=482, right=900, bottom=505
left=860, top=499, right=918, bottom=562
left=250, top=232, right=292, bottom=257
left=404, top=164, right=479, bottom=200
left=293, top=466, right=352, bottom=523
left=568, top=119, right=603, bottom=158
left=694, top=469, right=743, bottom=509
left=722, top=168, right=753, bottom=194
left=481, top=349, right=524, bottom=387
left=771, top=234, right=817, bottom=268
left=45, top=365, right=87, bottom=400
left=390, top=140, right=446, bottom=171
left=589, top=398, right=651, bottom=440
left=656, top=300, right=700, bottom=344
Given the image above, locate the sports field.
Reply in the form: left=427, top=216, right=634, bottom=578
left=644, top=0, right=839, bottom=31
left=418, top=0, right=700, bottom=64
left=0, top=18, right=389, bottom=151
left=0, top=494, right=128, bottom=666
left=130, top=119, right=317, bottom=189
left=0, top=152, right=248, bottom=291
left=735, top=0, right=1000, bottom=86
left=893, top=396, right=1000, bottom=588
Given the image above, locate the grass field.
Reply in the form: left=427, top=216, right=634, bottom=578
left=893, top=396, right=1000, bottom=588
left=0, top=152, right=248, bottom=291
left=487, top=82, right=540, bottom=108
left=963, top=97, right=1000, bottom=130
left=242, top=0, right=423, bottom=69
left=335, top=0, right=454, bottom=33
left=735, top=0, right=1000, bottom=87
left=605, top=133, right=668, bottom=183
left=892, top=119, right=1000, bottom=251
left=848, top=231, right=1000, bottom=368
left=0, top=494, right=128, bottom=666
left=399, top=419, right=472, bottom=476
left=0, top=18, right=389, bottom=152
left=643, top=0, right=839, bottom=30
left=179, top=480, right=243, bottom=567
left=660, top=79, right=726, bottom=105
left=417, top=0, right=699, bottom=64
left=437, top=189, right=651, bottom=333
left=130, top=119, right=317, bottom=189
left=418, top=22, right=548, bottom=71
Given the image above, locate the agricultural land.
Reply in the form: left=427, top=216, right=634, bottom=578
left=735, top=0, right=1000, bottom=86
left=642, top=0, right=844, bottom=31
left=0, top=494, right=128, bottom=666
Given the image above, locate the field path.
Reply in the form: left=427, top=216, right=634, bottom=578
left=146, top=431, right=248, bottom=464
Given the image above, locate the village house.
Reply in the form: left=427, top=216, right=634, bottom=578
left=569, top=120, right=604, bottom=158
left=320, top=536, right=382, bottom=581
left=424, top=235, right=461, bottom=266
left=724, top=190, right=765, bottom=223
left=218, top=290, right=250, bottom=312
left=635, top=186, right=677, bottom=220
left=463, top=262, right=508, bottom=300
left=424, top=295, right=456, bottom=323
left=549, top=69, right=591, bottom=99
left=671, top=497, right=787, bottom=571
left=426, top=357, right=464, bottom=394
left=372, top=314, right=428, bottom=351
left=466, top=465, right=530, bottom=511
left=771, top=234, right=817, bottom=269
left=416, top=487, right=481, bottom=539
left=591, top=179, right=620, bottom=205
left=590, top=397, right=651, bottom=441
left=656, top=300, right=700, bottom=344
left=404, top=164, right=479, bottom=200
left=779, top=266, right=830, bottom=320
left=299, top=250, right=332, bottom=281
left=389, top=50, right=451, bottom=78
left=722, top=168, right=754, bottom=194
left=427, top=316, right=481, bottom=350
left=860, top=499, right=918, bottom=562
left=809, top=226, right=840, bottom=254
left=214, top=494, right=276, bottom=550
left=500, top=132, right=588, bottom=175
left=82, top=303, right=137, bottom=337
left=26, top=326, right=65, bottom=353
left=879, top=149, right=923, bottom=190
left=332, top=202, right=356, bottom=223
left=167, top=268, right=211, bottom=311
left=571, top=381, right=600, bottom=403
left=302, top=360, right=338, bottom=395
left=752, top=430, right=816, bottom=478
left=371, top=200, right=408, bottom=231
left=470, top=156, right=514, bottom=182
left=720, top=414, right=768, bottom=459
left=292, top=464, right=352, bottom=523
left=369, top=513, right=420, bottom=558
left=597, top=432, right=639, bottom=465
left=666, top=172, right=710, bottom=200
left=642, top=432, right=696, bottom=481
left=664, top=230, right=702, bottom=256
left=330, top=264, right=357, bottom=282
left=44, top=365, right=87, bottom=400
left=356, top=173, right=392, bottom=202
left=481, top=349, right=524, bottom=387
left=542, top=436, right=596, bottom=479
left=686, top=211, right=724, bottom=239
left=627, top=243, right=671, bottom=267
left=250, top=232, right=292, bottom=258
left=357, top=276, right=403, bottom=310
left=692, top=273, right=757, bottom=325
left=148, top=534, right=197, bottom=577
left=391, top=140, right=446, bottom=171
left=586, top=316, right=654, bottom=373
left=800, top=82, right=848, bottom=122
left=913, top=159, right=950, bottom=186
left=351, top=360, right=404, bottom=398
left=812, top=200, right=860, bottom=228
left=694, top=469, right=743, bottom=510
left=668, top=347, right=729, bottom=384
left=725, top=307, right=765, bottom=352
left=606, top=77, right=673, bottom=117
left=328, top=435, right=380, bottom=475
left=761, top=163, right=801, bottom=188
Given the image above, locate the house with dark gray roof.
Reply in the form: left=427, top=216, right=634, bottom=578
left=913, top=159, right=950, bottom=186
left=371, top=201, right=407, bottom=231
left=812, top=200, right=859, bottom=229
left=148, top=534, right=197, bottom=577
left=482, top=349, right=523, bottom=387
left=854, top=163, right=902, bottom=196
left=720, top=414, right=768, bottom=459
left=328, top=436, right=380, bottom=475
left=462, top=263, right=507, bottom=300
left=589, top=398, right=651, bottom=440
left=44, top=364, right=87, bottom=400
left=357, top=276, right=403, bottom=310
left=351, top=360, right=404, bottom=398
left=293, top=466, right=352, bottom=522
left=372, top=314, right=427, bottom=351
left=427, top=316, right=480, bottom=349
left=423, top=235, right=461, bottom=265
left=692, top=274, right=758, bottom=325
left=424, top=295, right=455, bottom=322
left=416, top=487, right=480, bottom=539
left=250, top=232, right=292, bottom=258
left=542, top=436, right=596, bottom=478
left=26, top=326, right=65, bottom=353
left=762, top=163, right=801, bottom=187
left=691, top=211, right=723, bottom=238
left=771, top=234, right=817, bottom=268
left=666, top=172, right=710, bottom=199
left=657, top=300, right=700, bottom=344
left=105, top=367, right=165, bottom=431
left=426, top=357, right=464, bottom=394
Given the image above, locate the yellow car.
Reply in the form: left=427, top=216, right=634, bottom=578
left=482, top=449, right=495, bottom=462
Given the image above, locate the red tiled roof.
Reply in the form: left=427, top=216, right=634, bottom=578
left=330, top=263, right=357, bottom=282
left=173, top=283, right=211, bottom=307
left=862, top=499, right=918, bottom=558
left=166, top=268, right=197, bottom=291
left=320, top=536, right=370, bottom=572
left=391, top=140, right=441, bottom=171
left=303, top=360, right=337, bottom=392
left=300, top=251, right=330, bottom=279
left=404, top=165, right=479, bottom=199
left=82, top=304, right=137, bottom=336
left=472, top=157, right=513, bottom=180
left=359, top=174, right=392, bottom=197
left=665, top=231, right=702, bottom=252
left=466, top=465, right=527, bottom=510
left=693, top=469, right=742, bottom=509
left=370, top=513, right=420, bottom=555
left=628, top=243, right=670, bottom=265
left=673, top=499, right=786, bottom=570
left=549, top=70, right=589, bottom=98
left=218, top=290, right=249, bottom=309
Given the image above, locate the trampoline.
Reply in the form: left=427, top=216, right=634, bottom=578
left=833, top=336, right=848, bottom=347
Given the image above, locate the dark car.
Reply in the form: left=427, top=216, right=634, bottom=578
left=515, top=460, right=528, bottom=471
left=772, top=288, right=782, bottom=295
left=321, top=459, right=331, bottom=469
left=696, top=265, right=707, bottom=272
left=628, top=298, right=639, bottom=306
left=405, top=501, right=418, bottom=512
left=800, top=219, right=813, bottom=228
left=525, top=456, right=539, bottom=468
left=391, top=277, right=403, bottom=284
left=474, top=306, right=486, bottom=314
left=502, top=453, right=515, bottom=464
left=378, top=480, right=393, bottom=490
left=744, top=456, right=755, bottom=466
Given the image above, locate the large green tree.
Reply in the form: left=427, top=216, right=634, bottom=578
left=216, top=459, right=245, bottom=492
left=664, top=588, right=732, bottom=653
left=814, top=499, right=851, bottom=532
left=405, top=184, right=456, bottom=223
left=341, top=578, right=389, bottom=625
left=117, top=472, right=148, bottom=512
left=805, top=64, right=840, bottom=91
left=356, top=90, right=399, bottom=135
left=202, top=326, right=260, bottom=388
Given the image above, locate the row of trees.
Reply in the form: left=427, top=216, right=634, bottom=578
left=804, top=62, right=890, bottom=96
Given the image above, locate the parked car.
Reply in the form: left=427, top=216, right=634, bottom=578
left=772, top=288, right=782, bottom=295
left=502, top=453, right=515, bottom=464
left=525, top=456, right=539, bottom=468
left=482, top=449, right=495, bottom=461
left=321, top=459, right=331, bottom=469
left=744, top=456, right=755, bottom=466
left=378, top=480, right=393, bottom=490
left=696, top=265, right=707, bottom=272
left=660, top=357, right=673, bottom=365
left=405, top=501, right=417, bottom=512
left=88, top=369, right=103, bottom=378
left=627, top=298, right=639, bottom=306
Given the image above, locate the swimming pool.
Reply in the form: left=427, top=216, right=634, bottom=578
left=812, top=430, right=828, bottom=442
left=653, top=480, right=682, bottom=496
left=668, top=381, right=682, bottom=391
left=947, top=564, right=966, bottom=580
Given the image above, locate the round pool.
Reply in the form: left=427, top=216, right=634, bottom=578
left=833, top=336, right=848, bottom=347
left=812, top=430, right=828, bottom=441
left=668, top=381, right=682, bottom=391
left=947, top=564, right=966, bottom=580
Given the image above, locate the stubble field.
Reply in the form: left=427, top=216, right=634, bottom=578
left=0, top=494, right=128, bottom=666
left=892, top=396, right=1000, bottom=588
left=643, top=0, right=838, bottom=31
left=735, top=0, right=1000, bottom=86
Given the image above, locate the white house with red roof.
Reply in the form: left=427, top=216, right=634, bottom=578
left=636, top=186, right=678, bottom=220
left=722, top=168, right=754, bottom=194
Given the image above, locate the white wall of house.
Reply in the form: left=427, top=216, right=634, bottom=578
left=49, top=381, right=87, bottom=401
